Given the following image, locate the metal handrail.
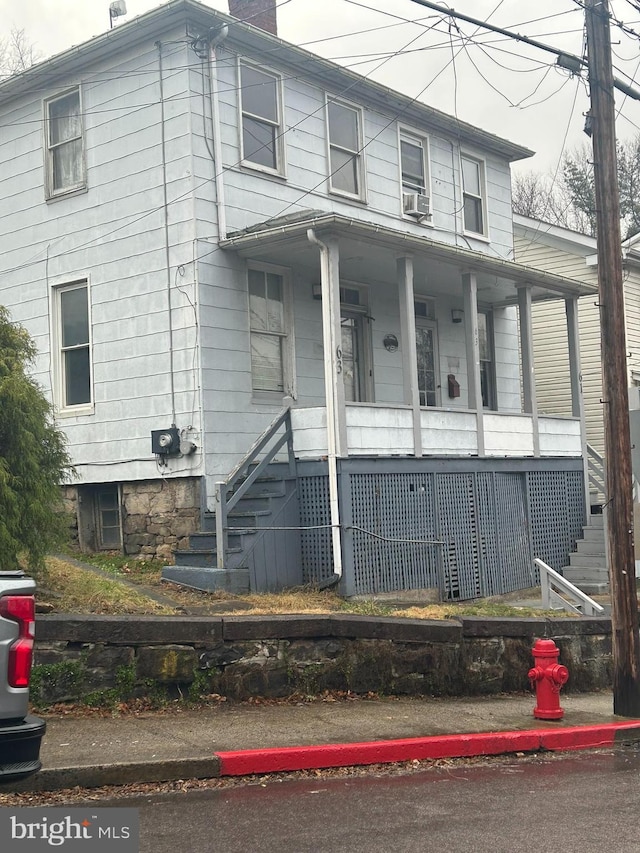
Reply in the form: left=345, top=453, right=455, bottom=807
left=535, top=558, right=605, bottom=616
left=215, top=407, right=294, bottom=569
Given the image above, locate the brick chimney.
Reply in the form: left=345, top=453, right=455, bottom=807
left=228, top=0, right=277, bottom=35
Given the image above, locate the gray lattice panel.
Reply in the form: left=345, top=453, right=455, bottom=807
left=298, top=475, right=333, bottom=585
left=436, top=473, right=481, bottom=600
left=348, top=473, right=440, bottom=596
left=492, top=473, right=535, bottom=593
left=527, top=470, right=586, bottom=579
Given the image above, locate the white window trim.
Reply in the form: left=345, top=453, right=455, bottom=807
left=398, top=126, right=432, bottom=223
left=325, top=95, right=366, bottom=202
left=50, top=278, right=94, bottom=417
left=248, top=261, right=296, bottom=402
left=460, top=152, right=489, bottom=240
left=238, top=58, right=286, bottom=177
left=43, top=86, right=87, bottom=201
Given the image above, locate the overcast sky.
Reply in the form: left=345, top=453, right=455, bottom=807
left=3, top=0, right=640, bottom=174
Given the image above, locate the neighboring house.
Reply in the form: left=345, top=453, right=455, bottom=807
left=514, top=213, right=640, bottom=479
left=0, top=0, right=596, bottom=599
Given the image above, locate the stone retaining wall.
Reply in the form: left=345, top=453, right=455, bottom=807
left=32, top=614, right=613, bottom=706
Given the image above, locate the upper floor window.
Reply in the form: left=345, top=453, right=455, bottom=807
left=240, top=62, right=283, bottom=173
left=248, top=265, right=293, bottom=398
left=54, top=281, right=92, bottom=412
left=400, top=130, right=431, bottom=220
left=45, top=88, right=85, bottom=198
left=461, top=154, right=487, bottom=236
left=327, top=99, right=363, bottom=199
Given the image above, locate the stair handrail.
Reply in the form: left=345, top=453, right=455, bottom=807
left=215, top=407, right=294, bottom=569
left=534, top=558, right=605, bottom=617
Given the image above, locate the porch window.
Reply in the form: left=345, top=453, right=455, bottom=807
left=478, top=311, right=496, bottom=409
left=54, top=281, right=92, bottom=412
left=240, top=62, right=283, bottom=172
left=461, top=154, right=486, bottom=236
left=327, top=100, right=363, bottom=198
left=249, top=266, right=290, bottom=395
left=45, top=88, right=85, bottom=198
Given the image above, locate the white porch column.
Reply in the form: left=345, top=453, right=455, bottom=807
left=307, top=229, right=345, bottom=582
left=397, top=254, right=422, bottom=456
left=566, top=296, right=590, bottom=517
left=462, top=272, right=484, bottom=456
left=518, top=284, right=540, bottom=457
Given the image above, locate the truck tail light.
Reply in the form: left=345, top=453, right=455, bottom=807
left=0, top=595, right=35, bottom=688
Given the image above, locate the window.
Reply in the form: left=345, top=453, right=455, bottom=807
left=248, top=266, right=292, bottom=396
left=478, top=311, right=496, bottom=409
left=240, top=62, right=283, bottom=172
left=400, top=131, right=428, bottom=195
left=461, top=154, right=486, bottom=235
left=55, top=282, right=92, bottom=410
left=45, top=88, right=85, bottom=197
left=327, top=100, right=363, bottom=198
left=414, top=299, right=439, bottom=407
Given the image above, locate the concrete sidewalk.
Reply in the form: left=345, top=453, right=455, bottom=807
left=4, top=691, right=640, bottom=793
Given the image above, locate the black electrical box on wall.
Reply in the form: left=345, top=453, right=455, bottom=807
left=151, top=427, right=181, bottom=455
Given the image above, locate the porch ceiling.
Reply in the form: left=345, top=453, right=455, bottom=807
left=220, top=212, right=597, bottom=306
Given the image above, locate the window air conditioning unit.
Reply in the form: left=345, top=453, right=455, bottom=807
left=403, top=192, right=431, bottom=218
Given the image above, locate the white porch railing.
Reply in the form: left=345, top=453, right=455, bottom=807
left=290, top=405, right=582, bottom=459
left=535, top=558, right=605, bottom=616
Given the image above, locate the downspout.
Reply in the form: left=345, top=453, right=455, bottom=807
left=307, top=229, right=343, bottom=583
left=208, top=26, right=228, bottom=241
left=156, top=40, right=176, bottom=426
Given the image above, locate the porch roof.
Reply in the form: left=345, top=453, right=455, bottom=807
left=221, top=212, right=598, bottom=306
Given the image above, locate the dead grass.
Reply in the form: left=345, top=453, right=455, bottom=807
left=41, top=557, right=176, bottom=615
left=36, top=553, right=563, bottom=619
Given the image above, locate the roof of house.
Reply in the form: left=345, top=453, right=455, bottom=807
left=0, top=0, right=533, bottom=162
left=514, top=213, right=640, bottom=266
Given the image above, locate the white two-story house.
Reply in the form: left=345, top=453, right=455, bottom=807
left=0, top=0, right=596, bottom=598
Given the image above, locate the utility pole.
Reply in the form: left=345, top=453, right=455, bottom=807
left=585, top=0, right=640, bottom=716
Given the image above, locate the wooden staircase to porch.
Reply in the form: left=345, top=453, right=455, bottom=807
left=162, top=472, right=295, bottom=593
left=162, top=408, right=302, bottom=593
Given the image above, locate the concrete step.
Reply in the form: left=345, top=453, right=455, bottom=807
left=568, top=553, right=608, bottom=570
left=161, top=566, right=250, bottom=594
left=574, top=540, right=607, bottom=557
left=563, top=566, right=609, bottom=582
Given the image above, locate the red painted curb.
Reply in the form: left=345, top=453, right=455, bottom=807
left=215, top=721, right=640, bottom=776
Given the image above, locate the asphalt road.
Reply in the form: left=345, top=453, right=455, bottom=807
left=102, top=748, right=640, bottom=853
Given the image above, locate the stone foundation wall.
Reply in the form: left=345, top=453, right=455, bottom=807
left=32, top=615, right=614, bottom=706
left=121, top=479, right=199, bottom=560
left=61, top=478, right=200, bottom=560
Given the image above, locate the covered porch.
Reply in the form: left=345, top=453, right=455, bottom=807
left=163, top=213, right=597, bottom=598
left=221, top=211, right=595, bottom=470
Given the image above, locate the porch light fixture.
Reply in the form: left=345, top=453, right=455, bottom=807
left=383, top=334, right=399, bottom=352
left=451, top=308, right=464, bottom=324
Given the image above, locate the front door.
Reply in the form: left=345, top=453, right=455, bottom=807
left=415, top=323, right=439, bottom=407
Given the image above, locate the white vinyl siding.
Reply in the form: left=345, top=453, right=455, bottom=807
left=239, top=61, right=283, bottom=174
left=44, top=88, right=86, bottom=198
left=327, top=99, right=364, bottom=199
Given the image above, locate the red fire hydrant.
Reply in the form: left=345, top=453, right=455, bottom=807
left=528, top=639, right=569, bottom=720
